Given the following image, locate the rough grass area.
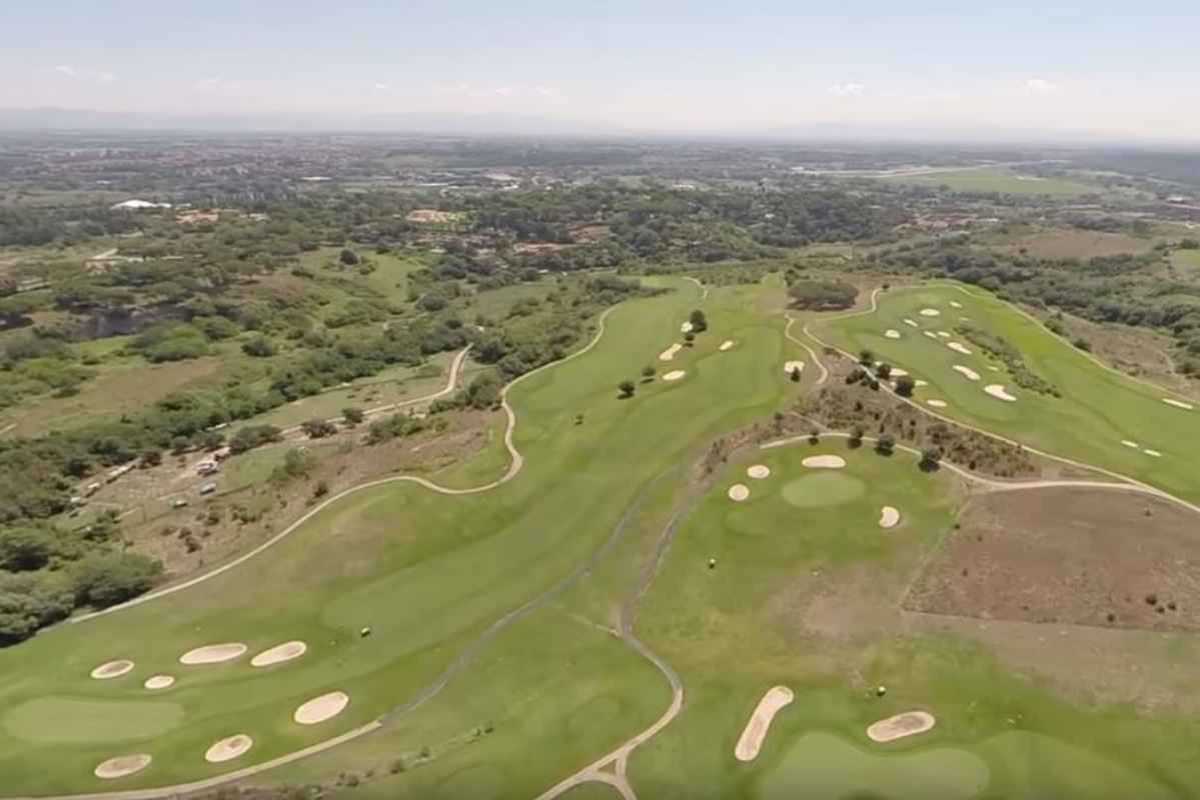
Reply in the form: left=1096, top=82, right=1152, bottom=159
left=1002, top=228, right=1153, bottom=259
left=906, top=486, right=1200, bottom=631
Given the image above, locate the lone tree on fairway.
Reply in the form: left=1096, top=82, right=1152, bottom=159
left=919, top=447, right=942, bottom=471
left=684, top=332, right=696, bottom=346
left=689, top=309, right=708, bottom=332
left=894, top=375, right=916, bottom=397
left=642, top=365, right=656, bottom=380
left=876, top=433, right=896, bottom=456
left=618, top=380, right=637, bottom=399
left=790, top=365, right=802, bottom=382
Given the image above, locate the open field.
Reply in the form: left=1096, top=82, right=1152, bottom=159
left=1172, top=248, right=1200, bottom=280
left=812, top=283, right=1200, bottom=506
left=879, top=168, right=1099, bottom=196
left=907, top=485, right=1200, bottom=630
left=999, top=228, right=1154, bottom=259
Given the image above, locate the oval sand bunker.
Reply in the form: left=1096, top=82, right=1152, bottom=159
left=91, top=660, right=134, bottom=680
left=879, top=506, right=901, bottom=529
left=252, top=640, right=308, bottom=668
left=180, top=643, right=247, bottom=665
left=903, top=319, right=919, bottom=328
left=946, top=342, right=972, bottom=355
left=747, top=465, right=771, bottom=479
left=926, top=399, right=948, bottom=408
left=952, top=365, right=980, bottom=381
left=920, top=308, right=941, bottom=317
left=884, top=329, right=901, bottom=339
left=984, top=384, right=1016, bottom=402
left=662, top=370, right=686, bottom=381
left=144, top=675, right=175, bottom=690
left=728, top=484, right=750, bottom=502
left=658, top=343, right=682, bottom=362
left=783, top=360, right=805, bottom=375
left=867, top=711, right=936, bottom=743
left=719, top=340, right=735, bottom=351
left=735, top=686, right=794, bottom=762
left=205, top=734, right=253, bottom=763
left=95, top=754, right=151, bottom=780
left=802, top=455, right=846, bottom=469
left=294, top=691, right=350, bottom=725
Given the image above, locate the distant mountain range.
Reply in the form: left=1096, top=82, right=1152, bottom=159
left=0, top=107, right=619, bottom=136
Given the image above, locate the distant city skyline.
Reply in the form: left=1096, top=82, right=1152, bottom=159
left=3, top=1, right=1198, bottom=143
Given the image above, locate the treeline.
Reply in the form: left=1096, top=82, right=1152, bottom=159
left=0, top=514, right=161, bottom=645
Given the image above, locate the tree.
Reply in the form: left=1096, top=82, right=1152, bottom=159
left=241, top=336, right=276, bottom=358
left=689, top=309, right=708, bottom=332
left=894, top=375, right=916, bottom=397
left=790, top=366, right=802, bottom=383
left=876, top=363, right=892, bottom=380
left=684, top=332, right=696, bottom=346
left=919, top=447, right=942, bottom=471
left=641, top=365, right=656, bottom=380
left=140, top=449, right=163, bottom=468
left=875, top=434, right=896, bottom=456
left=787, top=279, right=857, bottom=311
left=339, top=248, right=360, bottom=266
left=301, top=418, right=338, bottom=439
left=848, top=426, right=865, bottom=448
left=70, top=552, right=163, bottom=608
left=618, top=380, right=636, bottom=399
left=342, top=407, right=365, bottom=426
left=858, top=349, right=874, bottom=367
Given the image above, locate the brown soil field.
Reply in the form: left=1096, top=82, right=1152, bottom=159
left=905, top=486, right=1200, bottom=631
left=1003, top=228, right=1153, bottom=260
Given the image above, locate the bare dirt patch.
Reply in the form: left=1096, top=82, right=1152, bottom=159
left=1004, top=228, right=1152, bottom=260
left=906, top=486, right=1200, bottom=631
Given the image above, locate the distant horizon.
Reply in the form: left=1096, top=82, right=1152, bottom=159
left=1, top=106, right=1197, bottom=150
left=4, top=2, right=1198, bottom=145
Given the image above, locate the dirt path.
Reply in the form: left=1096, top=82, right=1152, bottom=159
left=74, top=311, right=612, bottom=624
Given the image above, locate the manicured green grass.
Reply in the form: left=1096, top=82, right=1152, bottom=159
left=814, top=283, right=1200, bottom=506
left=628, top=443, right=1200, bottom=799
left=1172, top=249, right=1200, bottom=280
left=881, top=168, right=1097, bottom=196
left=0, top=278, right=794, bottom=795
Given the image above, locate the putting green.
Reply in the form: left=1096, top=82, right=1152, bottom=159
left=3, top=697, right=185, bottom=744
left=814, top=283, right=1200, bottom=506
left=780, top=472, right=866, bottom=508
left=757, top=731, right=989, bottom=800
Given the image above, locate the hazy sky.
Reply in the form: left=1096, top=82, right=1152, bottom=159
left=4, top=1, right=1199, bottom=140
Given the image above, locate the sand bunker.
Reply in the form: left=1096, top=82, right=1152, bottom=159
left=802, top=455, right=846, bottom=469
left=94, top=754, right=152, bottom=780
left=920, top=308, right=941, bottom=317
left=946, top=342, right=972, bottom=355
left=885, top=329, right=901, bottom=339
left=180, top=643, right=247, bottom=665
left=728, top=484, right=750, bottom=502
left=936, top=331, right=951, bottom=338
left=984, top=384, right=1016, bottom=402
left=1163, top=398, right=1194, bottom=410
left=143, top=675, right=175, bottom=690
left=659, top=343, right=683, bottom=362
left=1145, top=449, right=1163, bottom=458
left=734, top=686, right=794, bottom=762
left=952, top=365, right=980, bottom=381
left=879, top=506, right=901, bottom=529
left=747, top=465, right=771, bottom=479
left=914, top=379, right=929, bottom=387
left=927, top=399, right=948, bottom=408
left=783, top=360, right=805, bottom=375
left=903, top=319, right=919, bottom=328
left=719, top=340, right=734, bottom=351
left=251, top=641, right=307, bottom=668
left=950, top=301, right=963, bottom=309
left=91, top=660, right=134, bottom=680
left=681, top=321, right=694, bottom=333
left=890, top=368, right=909, bottom=377
left=662, top=370, right=686, bottom=381
left=867, top=711, right=937, bottom=743
left=205, top=734, right=253, bottom=763
left=294, top=691, right=350, bottom=725
left=1121, top=440, right=1139, bottom=449
left=923, top=332, right=938, bottom=340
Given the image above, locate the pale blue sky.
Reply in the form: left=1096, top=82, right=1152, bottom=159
left=3, top=1, right=1198, bottom=139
